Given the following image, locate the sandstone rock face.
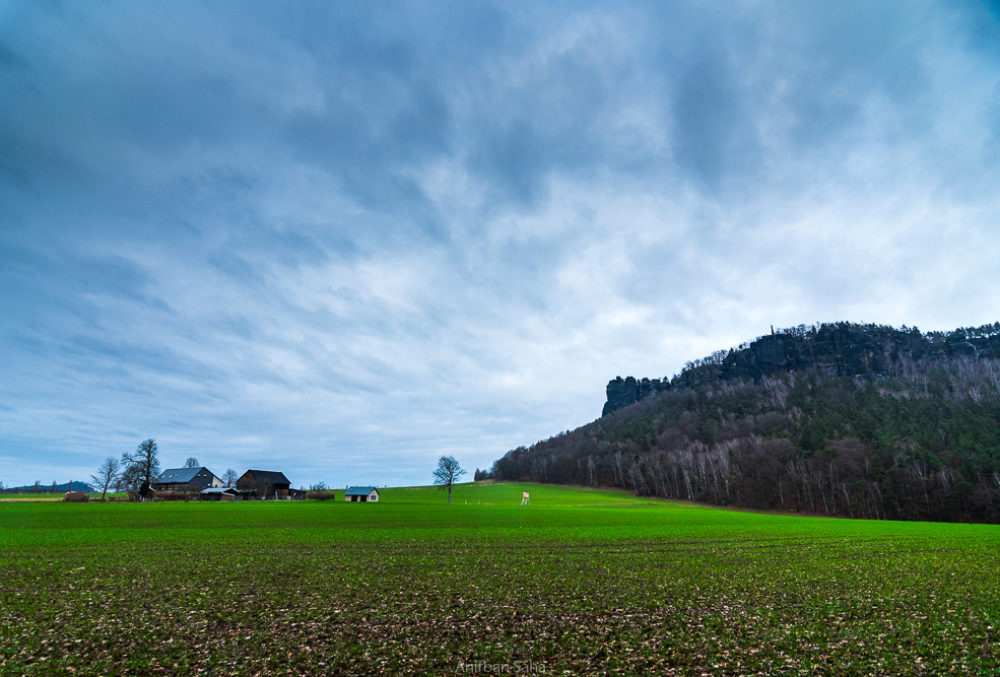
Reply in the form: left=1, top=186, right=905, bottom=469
left=602, top=322, right=999, bottom=416
left=602, top=376, right=670, bottom=416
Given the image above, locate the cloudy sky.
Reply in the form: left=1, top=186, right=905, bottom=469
left=2, top=1, right=999, bottom=489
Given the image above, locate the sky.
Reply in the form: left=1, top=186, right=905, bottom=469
left=2, top=1, right=1000, bottom=489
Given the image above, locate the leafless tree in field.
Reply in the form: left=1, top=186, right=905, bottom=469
left=90, top=457, right=121, bottom=501
left=433, top=456, right=466, bottom=504
left=121, top=439, right=160, bottom=501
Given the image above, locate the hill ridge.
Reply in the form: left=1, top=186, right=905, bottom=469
left=492, top=321, right=1000, bottom=523
left=603, top=321, right=1000, bottom=415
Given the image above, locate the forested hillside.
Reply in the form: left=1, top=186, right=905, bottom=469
left=489, top=323, right=1000, bottom=523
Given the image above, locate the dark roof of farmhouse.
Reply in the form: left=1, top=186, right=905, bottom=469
left=156, top=467, right=212, bottom=484
left=245, top=470, right=290, bottom=485
left=345, top=486, right=378, bottom=495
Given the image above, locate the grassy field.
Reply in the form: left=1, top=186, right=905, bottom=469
left=1, top=483, right=998, bottom=675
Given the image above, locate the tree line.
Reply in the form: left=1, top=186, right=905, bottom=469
left=603, top=321, right=1000, bottom=415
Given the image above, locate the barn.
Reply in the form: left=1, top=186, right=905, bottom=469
left=153, top=467, right=223, bottom=495
left=344, top=486, right=379, bottom=502
left=237, top=469, right=291, bottom=499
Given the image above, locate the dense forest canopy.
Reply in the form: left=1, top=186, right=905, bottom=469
left=487, top=322, right=1000, bottom=523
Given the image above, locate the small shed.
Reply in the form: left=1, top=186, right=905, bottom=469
left=344, top=486, right=379, bottom=502
left=199, top=487, right=247, bottom=501
left=153, top=467, right=223, bottom=494
left=237, top=469, right=291, bottom=499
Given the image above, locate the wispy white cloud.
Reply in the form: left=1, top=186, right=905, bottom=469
left=1, top=0, right=999, bottom=488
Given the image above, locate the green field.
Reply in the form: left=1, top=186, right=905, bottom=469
left=1, top=483, right=998, bottom=675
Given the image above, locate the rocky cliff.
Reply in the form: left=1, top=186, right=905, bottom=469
left=602, top=376, right=672, bottom=416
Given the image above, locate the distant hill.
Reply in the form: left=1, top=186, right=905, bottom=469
left=3, top=481, right=94, bottom=494
left=490, top=322, right=1000, bottom=523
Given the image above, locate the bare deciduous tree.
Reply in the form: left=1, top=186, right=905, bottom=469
left=223, top=469, right=238, bottom=488
left=90, top=457, right=121, bottom=501
left=184, top=457, right=200, bottom=468
left=433, top=456, right=466, bottom=504
left=121, top=439, right=160, bottom=501
left=118, top=463, right=143, bottom=500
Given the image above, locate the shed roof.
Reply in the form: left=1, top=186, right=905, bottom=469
left=345, top=486, right=378, bottom=496
left=156, top=467, right=215, bottom=484
left=245, top=469, right=290, bottom=485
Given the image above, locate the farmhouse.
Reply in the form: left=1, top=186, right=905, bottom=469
left=237, top=469, right=291, bottom=499
left=344, top=486, right=379, bottom=502
left=153, top=467, right=223, bottom=493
